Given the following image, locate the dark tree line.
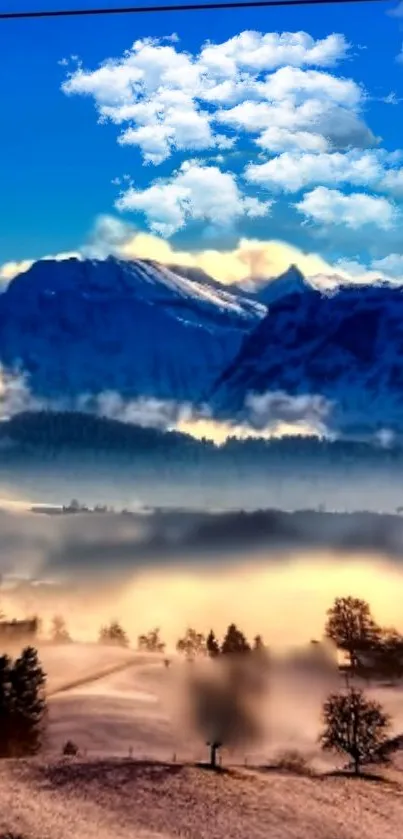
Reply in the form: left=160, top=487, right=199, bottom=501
left=176, top=624, right=266, bottom=662
left=4, top=410, right=403, bottom=472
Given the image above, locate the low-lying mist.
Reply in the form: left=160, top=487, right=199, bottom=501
left=167, top=642, right=339, bottom=765
left=3, top=506, right=403, bottom=650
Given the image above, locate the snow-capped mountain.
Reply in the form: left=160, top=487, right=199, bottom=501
left=2, top=254, right=403, bottom=437
left=0, top=256, right=265, bottom=402
left=213, top=281, right=403, bottom=435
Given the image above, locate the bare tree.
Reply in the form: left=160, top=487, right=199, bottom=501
left=99, top=620, right=129, bottom=647
left=176, top=628, right=206, bottom=661
left=137, top=628, right=165, bottom=653
left=51, top=615, right=71, bottom=644
left=320, top=687, right=390, bottom=775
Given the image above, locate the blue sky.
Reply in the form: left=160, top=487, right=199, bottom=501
left=2, top=0, right=403, bottom=282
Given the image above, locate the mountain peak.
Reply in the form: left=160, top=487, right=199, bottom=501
left=253, top=264, right=312, bottom=306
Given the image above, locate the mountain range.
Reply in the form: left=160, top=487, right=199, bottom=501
left=0, top=256, right=265, bottom=403
left=214, top=278, right=403, bottom=436
left=0, top=255, right=402, bottom=436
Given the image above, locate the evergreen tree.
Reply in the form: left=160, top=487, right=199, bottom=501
left=0, top=655, right=12, bottom=757
left=221, top=623, right=251, bottom=655
left=206, top=630, right=220, bottom=658
left=9, top=647, right=47, bottom=757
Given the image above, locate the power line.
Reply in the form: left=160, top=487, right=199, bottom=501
left=0, top=0, right=390, bottom=21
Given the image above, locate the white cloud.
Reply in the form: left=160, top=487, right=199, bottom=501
left=245, top=150, right=393, bottom=193
left=215, top=97, right=376, bottom=153
left=0, top=251, right=80, bottom=284
left=91, top=214, right=403, bottom=287
left=0, top=259, right=33, bottom=283
left=82, top=214, right=402, bottom=286
left=61, top=30, right=361, bottom=165
left=257, top=65, right=361, bottom=106
left=295, top=187, right=397, bottom=230
left=380, top=167, right=403, bottom=197
left=256, top=126, right=329, bottom=153
left=2, top=213, right=359, bottom=285
left=59, top=28, right=403, bottom=255
left=244, top=390, right=332, bottom=435
left=5, top=211, right=403, bottom=293
left=198, top=31, right=349, bottom=75
left=371, top=253, right=403, bottom=278
left=115, top=162, right=272, bottom=236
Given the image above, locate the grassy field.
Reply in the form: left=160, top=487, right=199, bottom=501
left=4, top=643, right=403, bottom=839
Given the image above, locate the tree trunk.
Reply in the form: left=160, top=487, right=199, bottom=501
left=209, top=742, right=219, bottom=768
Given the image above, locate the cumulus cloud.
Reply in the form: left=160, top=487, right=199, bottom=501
left=115, top=162, right=272, bottom=235
left=380, top=167, right=403, bottom=197
left=198, top=31, right=349, bottom=74
left=86, top=214, right=354, bottom=282
left=245, top=150, right=398, bottom=194
left=59, top=28, right=403, bottom=247
left=215, top=64, right=376, bottom=152
left=295, top=187, right=398, bottom=230
left=61, top=30, right=365, bottom=168
left=3, top=213, right=389, bottom=287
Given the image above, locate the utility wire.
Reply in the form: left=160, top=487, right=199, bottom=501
left=0, top=0, right=390, bottom=21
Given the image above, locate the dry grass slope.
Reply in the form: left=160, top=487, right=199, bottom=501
left=4, top=758, right=403, bottom=839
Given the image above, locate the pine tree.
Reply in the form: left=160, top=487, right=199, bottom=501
left=221, top=624, right=251, bottom=655
left=9, top=647, right=47, bottom=757
left=0, top=655, right=12, bottom=757
left=206, top=630, right=220, bottom=658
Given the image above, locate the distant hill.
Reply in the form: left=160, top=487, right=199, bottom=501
left=0, top=409, right=401, bottom=464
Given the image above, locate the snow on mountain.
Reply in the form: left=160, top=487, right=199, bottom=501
left=0, top=256, right=265, bottom=403
left=213, top=281, right=403, bottom=435
left=3, top=254, right=402, bottom=437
